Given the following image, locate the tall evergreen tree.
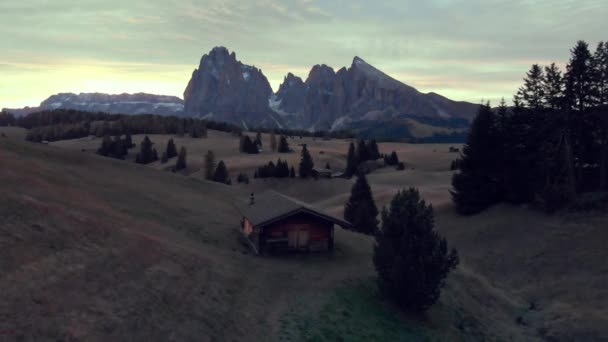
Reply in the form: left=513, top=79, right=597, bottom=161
left=518, top=64, right=546, bottom=110
left=368, top=139, right=381, bottom=160
left=165, top=138, right=178, bottom=159
left=543, top=63, right=565, bottom=110
left=175, top=146, right=187, bottom=171
left=344, top=172, right=378, bottom=235
left=565, top=40, right=594, bottom=112
left=298, top=144, right=314, bottom=178
left=290, top=166, right=296, bottom=178
left=135, top=136, right=158, bottom=164
left=357, top=139, right=369, bottom=163
left=204, top=150, right=216, bottom=180
left=278, top=135, right=290, bottom=153
left=345, top=142, right=358, bottom=177
left=374, top=188, right=459, bottom=312
left=592, top=41, right=608, bottom=106
left=451, top=103, right=502, bottom=214
left=213, top=160, right=229, bottom=184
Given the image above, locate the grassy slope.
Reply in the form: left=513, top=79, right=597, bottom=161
left=2, top=128, right=607, bottom=341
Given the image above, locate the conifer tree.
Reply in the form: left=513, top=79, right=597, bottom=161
left=298, top=144, right=314, bottom=178
left=451, top=103, right=502, bottom=214
left=175, top=146, right=187, bottom=171
left=345, top=142, right=358, bottom=177
left=357, top=139, right=369, bottom=163
left=290, top=166, right=296, bottom=178
left=517, top=64, right=546, bottom=110
left=213, top=160, right=229, bottom=184
left=374, top=188, right=459, bottom=312
left=135, top=136, right=158, bottom=164
left=344, top=172, right=378, bottom=235
left=278, top=135, right=290, bottom=153
left=565, top=40, right=594, bottom=112
left=165, top=138, right=178, bottom=159
left=204, top=150, right=216, bottom=180
left=368, top=139, right=380, bottom=160
left=543, top=63, right=565, bottom=110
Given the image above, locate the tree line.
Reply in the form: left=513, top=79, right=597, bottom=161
left=0, top=108, right=354, bottom=142
left=452, top=40, right=608, bottom=214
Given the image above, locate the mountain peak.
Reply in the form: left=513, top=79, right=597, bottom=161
left=352, top=56, right=367, bottom=65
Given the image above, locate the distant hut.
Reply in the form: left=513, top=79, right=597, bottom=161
left=312, top=168, right=333, bottom=179
left=238, top=191, right=351, bottom=254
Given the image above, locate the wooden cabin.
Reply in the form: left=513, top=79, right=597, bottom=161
left=238, top=191, right=352, bottom=254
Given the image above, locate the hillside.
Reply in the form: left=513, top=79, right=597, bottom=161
left=1, top=129, right=607, bottom=340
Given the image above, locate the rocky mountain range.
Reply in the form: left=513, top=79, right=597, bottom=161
left=4, top=93, right=184, bottom=117
left=5, top=46, right=479, bottom=139
left=183, top=47, right=478, bottom=137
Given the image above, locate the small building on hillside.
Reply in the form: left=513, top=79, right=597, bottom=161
left=238, top=191, right=352, bottom=255
left=312, top=168, right=333, bottom=179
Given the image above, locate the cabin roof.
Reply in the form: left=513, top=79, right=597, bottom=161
left=237, top=191, right=352, bottom=229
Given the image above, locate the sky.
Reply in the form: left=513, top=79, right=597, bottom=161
left=1, top=0, right=607, bottom=108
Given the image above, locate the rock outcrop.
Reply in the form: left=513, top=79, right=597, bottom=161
left=274, top=56, right=479, bottom=131
left=183, top=47, right=281, bottom=128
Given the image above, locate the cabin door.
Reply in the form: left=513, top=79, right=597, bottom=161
left=288, top=229, right=309, bottom=249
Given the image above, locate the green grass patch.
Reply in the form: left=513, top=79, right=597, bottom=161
left=279, top=280, right=444, bottom=342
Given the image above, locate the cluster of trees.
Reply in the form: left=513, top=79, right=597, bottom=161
left=341, top=172, right=459, bottom=312
left=383, top=151, right=400, bottom=166
left=202, top=150, right=231, bottom=185
left=0, top=111, right=16, bottom=126
left=3, top=108, right=356, bottom=143
left=254, top=159, right=295, bottom=179
left=345, top=139, right=381, bottom=177
left=277, top=135, right=291, bottom=153
left=96, top=134, right=134, bottom=159
left=239, top=135, right=261, bottom=154
left=452, top=40, right=608, bottom=214
left=17, top=110, right=222, bottom=142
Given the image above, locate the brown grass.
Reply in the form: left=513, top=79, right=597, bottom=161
left=2, top=130, right=606, bottom=340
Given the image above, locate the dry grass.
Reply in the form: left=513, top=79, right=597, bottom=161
left=2, top=130, right=607, bottom=341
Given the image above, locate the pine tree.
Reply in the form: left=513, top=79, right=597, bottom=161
left=356, top=139, right=368, bottom=163
left=325, top=162, right=331, bottom=170
left=374, top=188, right=459, bottom=312
left=165, top=138, right=178, bottom=159
left=125, top=133, right=134, bottom=148
left=368, top=139, right=380, bottom=160
left=278, top=135, right=290, bottom=153
left=566, top=40, right=594, bottom=112
left=213, top=160, right=229, bottom=184
left=518, top=64, right=545, bottom=110
left=290, top=166, right=296, bottom=178
left=344, top=172, right=378, bottom=235
left=591, top=41, right=608, bottom=106
left=345, top=142, right=358, bottom=177
left=544, top=63, right=565, bottom=110
left=298, top=144, right=314, bottom=178
left=451, top=103, right=502, bottom=214
left=135, top=136, right=157, bottom=164
left=204, top=150, right=216, bottom=180
left=175, top=146, right=187, bottom=171
left=270, top=132, right=278, bottom=152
